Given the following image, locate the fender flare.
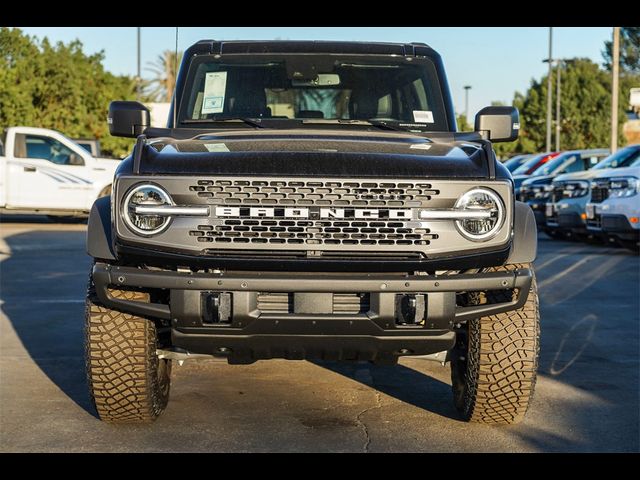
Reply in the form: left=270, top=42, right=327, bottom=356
left=87, top=196, right=116, bottom=261
left=506, top=201, right=538, bottom=264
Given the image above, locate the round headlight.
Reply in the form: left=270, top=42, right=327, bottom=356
left=454, top=188, right=505, bottom=241
left=123, top=184, right=173, bottom=235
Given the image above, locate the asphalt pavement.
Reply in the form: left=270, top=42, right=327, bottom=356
left=0, top=216, right=638, bottom=452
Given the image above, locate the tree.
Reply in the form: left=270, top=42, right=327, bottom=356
left=456, top=113, right=472, bottom=131
left=0, top=28, right=136, bottom=157
left=145, top=50, right=183, bottom=102
left=496, top=58, right=630, bottom=158
left=602, top=27, right=640, bottom=74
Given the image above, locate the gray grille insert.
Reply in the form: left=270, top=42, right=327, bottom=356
left=189, top=179, right=439, bottom=207
left=257, top=293, right=370, bottom=314
left=190, top=219, right=437, bottom=246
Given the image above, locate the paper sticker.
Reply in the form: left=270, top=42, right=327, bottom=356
left=204, top=143, right=230, bottom=152
left=413, top=110, right=434, bottom=123
left=409, top=144, right=432, bottom=150
left=201, top=71, right=227, bottom=114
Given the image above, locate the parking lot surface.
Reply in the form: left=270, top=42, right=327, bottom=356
left=0, top=216, right=638, bottom=452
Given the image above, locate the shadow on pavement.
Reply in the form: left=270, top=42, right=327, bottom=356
left=0, top=228, right=97, bottom=418
left=315, top=360, right=461, bottom=421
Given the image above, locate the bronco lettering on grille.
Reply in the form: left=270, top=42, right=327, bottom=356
left=214, top=207, right=413, bottom=220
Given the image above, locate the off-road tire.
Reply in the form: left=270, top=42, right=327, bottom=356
left=451, top=263, right=540, bottom=425
left=85, top=277, right=171, bottom=423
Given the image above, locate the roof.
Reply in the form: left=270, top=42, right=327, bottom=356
left=185, top=40, right=436, bottom=57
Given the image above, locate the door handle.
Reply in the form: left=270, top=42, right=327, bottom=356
left=24, top=166, right=36, bottom=172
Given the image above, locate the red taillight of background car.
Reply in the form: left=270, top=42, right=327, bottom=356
left=526, top=151, right=561, bottom=174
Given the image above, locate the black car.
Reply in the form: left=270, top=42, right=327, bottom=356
left=85, top=40, right=539, bottom=425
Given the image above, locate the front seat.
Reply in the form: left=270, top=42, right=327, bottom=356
left=348, top=90, right=379, bottom=120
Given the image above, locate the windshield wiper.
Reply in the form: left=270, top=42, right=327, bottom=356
left=181, top=118, right=265, bottom=128
left=301, top=119, right=405, bottom=131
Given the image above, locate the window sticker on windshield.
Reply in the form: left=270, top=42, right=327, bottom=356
left=413, top=110, right=434, bottom=123
left=201, top=71, right=227, bottom=114
left=204, top=143, right=230, bottom=152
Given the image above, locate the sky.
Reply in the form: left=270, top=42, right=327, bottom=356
left=19, top=27, right=613, bottom=120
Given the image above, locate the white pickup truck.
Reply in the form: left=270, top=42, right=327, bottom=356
left=0, top=126, right=120, bottom=217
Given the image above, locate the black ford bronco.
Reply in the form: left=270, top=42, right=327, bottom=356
left=86, top=40, right=539, bottom=425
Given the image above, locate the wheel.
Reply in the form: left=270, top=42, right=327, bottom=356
left=85, top=275, right=172, bottom=423
left=451, top=263, right=540, bottom=425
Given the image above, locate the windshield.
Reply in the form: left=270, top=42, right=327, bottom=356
left=178, top=54, right=448, bottom=131
left=532, top=153, right=580, bottom=176
left=593, top=146, right=640, bottom=170
left=513, top=154, right=546, bottom=175
left=503, top=155, right=530, bottom=172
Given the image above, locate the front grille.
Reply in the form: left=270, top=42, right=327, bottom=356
left=187, top=179, right=440, bottom=247
left=552, top=183, right=567, bottom=202
left=591, top=184, right=610, bottom=203
left=587, top=214, right=602, bottom=229
left=519, top=190, right=534, bottom=202
left=257, top=293, right=370, bottom=314
left=190, top=219, right=436, bottom=246
left=189, top=179, right=438, bottom=207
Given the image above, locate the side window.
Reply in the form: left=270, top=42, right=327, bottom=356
left=562, top=156, right=583, bottom=173
left=20, top=135, right=84, bottom=166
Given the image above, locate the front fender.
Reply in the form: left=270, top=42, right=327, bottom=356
left=87, top=195, right=116, bottom=261
left=506, top=201, right=538, bottom=264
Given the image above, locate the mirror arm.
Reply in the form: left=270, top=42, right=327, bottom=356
left=132, top=134, right=147, bottom=174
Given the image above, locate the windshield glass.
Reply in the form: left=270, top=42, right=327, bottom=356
left=513, top=154, right=545, bottom=175
left=532, top=153, right=580, bottom=176
left=178, top=54, right=448, bottom=131
left=593, top=146, right=640, bottom=170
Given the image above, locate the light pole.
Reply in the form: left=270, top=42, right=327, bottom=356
left=136, top=27, right=141, bottom=101
left=544, top=58, right=564, bottom=151
left=611, top=27, right=620, bottom=154
left=555, top=59, right=562, bottom=151
left=464, top=85, right=472, bottom=125
left=546, top=27, right=553, bottom=153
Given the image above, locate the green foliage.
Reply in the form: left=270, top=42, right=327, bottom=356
left=145, top=50, right=184, bottom=102
left=602, top=27, right=640, bottom=74
left=456, top=113, right=472, bottom=131
left=0, top=27, right=135, bottom=158
left=497, top=58, right=635, bottom=158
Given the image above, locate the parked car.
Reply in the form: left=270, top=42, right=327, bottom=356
left=512, top=151, right=560, bottom=194
left=0, top=126, right=119, bottom=217
left=545, top=145, right=640, bottom=239
left=72, top=138, right=102, bottom=158
left=586, top=162, right=640, bottom=251
left=518, top=149, right=610, bottom=232
left=502, top=153, right=533, bottom=173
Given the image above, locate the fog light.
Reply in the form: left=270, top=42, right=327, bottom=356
left=395, top=294, right=425, bottom=326
left=201, top=292, right=232, bottom=324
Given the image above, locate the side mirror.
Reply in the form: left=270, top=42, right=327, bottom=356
left=474, top=106, right=519, bottom=143
left=69, top=153, right=84, bottom=166
left=108, top=101, right=150, bottom=138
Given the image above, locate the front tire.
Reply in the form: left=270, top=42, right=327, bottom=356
left=85, top=278, right=171, bottom=423
left=451, top=263, right=540, bottom=425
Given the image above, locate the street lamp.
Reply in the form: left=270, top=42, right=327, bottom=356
left=545, top=27, right=553, bottom=153
left=543, top=57, right=565, bottom=152
left=136, top=27, right=142, bottom=101
left=464, top=85, right=472, bottom=125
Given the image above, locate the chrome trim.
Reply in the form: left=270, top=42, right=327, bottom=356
left=419, top=209, right=494, bottom=220
left=134, top=205, right=210, bottom=216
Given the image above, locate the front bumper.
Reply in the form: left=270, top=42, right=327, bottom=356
left=92, top=262, right=533, bottom=363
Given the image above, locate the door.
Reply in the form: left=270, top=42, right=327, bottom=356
left=7, top=133, right=94, bottom=210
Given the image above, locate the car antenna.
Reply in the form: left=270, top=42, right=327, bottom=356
left=173, top=26, right=179, bottom=129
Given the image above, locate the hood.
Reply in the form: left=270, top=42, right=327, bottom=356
left=512, top=174, right=532, bottom=189
left=522, top=175, right=554, bottom=187
left=590, top=165, right=640, bottom=180
left=554, top=169, right=609, bottom=183
left=136, top=129, right=491, bottom=179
